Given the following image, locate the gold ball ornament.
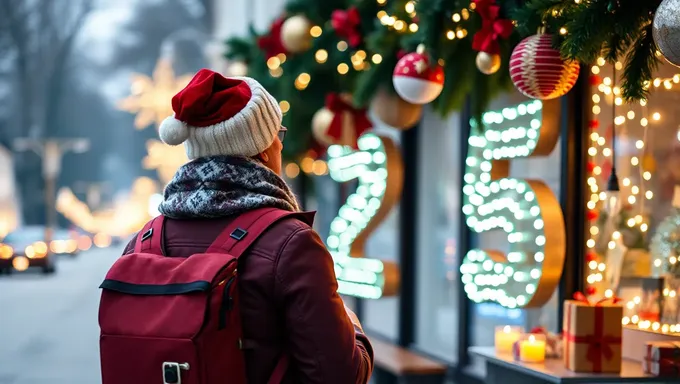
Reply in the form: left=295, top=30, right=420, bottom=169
left=311, top=107, right=357, bottom=148
left=653, top=0, right=680, bottom=67
left=280, top=15, right=313, bottom=54
left=225, top=61, right=248, bottom=77
left=475, top=51, right=501, bottom=75
left=370, top=88, right=423, bottom=130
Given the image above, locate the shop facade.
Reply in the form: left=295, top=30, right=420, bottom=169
left=295, top=60, right=680, bottom=382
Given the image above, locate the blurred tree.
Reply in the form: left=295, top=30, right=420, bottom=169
left=0, top=0, right=93, bottom=224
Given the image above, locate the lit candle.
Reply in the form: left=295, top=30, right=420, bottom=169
left=494, top=325, right=522, bottom=354
left=519, top=334, right=546, bottom=363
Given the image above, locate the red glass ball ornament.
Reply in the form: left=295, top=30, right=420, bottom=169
left=509, top=33, right=580, bottom=100
left=393, top=49, right=445, bottom=104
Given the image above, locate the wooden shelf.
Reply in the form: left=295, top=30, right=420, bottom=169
left=469, top=347, right=676, bottom=384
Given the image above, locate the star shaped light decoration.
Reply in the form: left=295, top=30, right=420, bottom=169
left=143, top=139, right=188, bottom=184
left=117, top=58, right=194, bottom=130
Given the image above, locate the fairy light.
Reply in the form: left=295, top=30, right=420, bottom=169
left=587, top=61, right=680, bottom=334
left=310, top=26, right=322, bottom=38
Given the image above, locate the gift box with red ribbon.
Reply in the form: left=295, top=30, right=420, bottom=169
left=563, top=293, right=623, bottom=373
left=643, top=342, right=680, bottom=377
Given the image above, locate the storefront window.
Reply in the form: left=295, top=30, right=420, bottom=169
left=587, top=61, right=680, bottom=332
left=413, top=109, right=461, bottom=361
left=466, top=91, right=563, bottom=351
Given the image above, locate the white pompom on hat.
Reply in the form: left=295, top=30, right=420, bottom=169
left=158, top=116, right=190, bottom=146
left=159, top=69, right=282, bottom=159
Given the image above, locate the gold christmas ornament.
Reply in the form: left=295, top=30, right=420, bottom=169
left=311, top=107, right=357, bottom=148
left=281, top=15, right=313, bottom=54
left=370, top=88, right=423, bottom=130
left=117, top=58, right=193, bottom=129
left=475, top=51, right=501, bottom=75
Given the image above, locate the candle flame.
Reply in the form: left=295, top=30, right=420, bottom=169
left=503, top=325, right=511, bottom=333
left=529, top=335, right=536, bottom=343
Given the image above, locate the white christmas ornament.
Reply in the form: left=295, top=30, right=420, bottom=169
left=392, top=45, right=444, bottom=104
left=159, top=116, right=189, bottom=146
left=281, top=15, right=313, bottom=53
left=653, top=0, right=680, bottom=67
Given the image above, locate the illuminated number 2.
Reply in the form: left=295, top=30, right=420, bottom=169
left=326, top=132, right=403, bottom=299
left=460, top=99, right=566, bottom=308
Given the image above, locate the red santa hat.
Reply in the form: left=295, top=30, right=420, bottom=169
left=159, top=69, right=282, bottom=159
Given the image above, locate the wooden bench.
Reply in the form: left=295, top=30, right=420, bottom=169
left=370, top=338, right=448, bottom=384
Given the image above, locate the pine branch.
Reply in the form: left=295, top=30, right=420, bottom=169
left=621, top=23, right=659, bottom=102
left=512, top=0, right=564, bottom=36
left=560, top=1, right=612, bottom=63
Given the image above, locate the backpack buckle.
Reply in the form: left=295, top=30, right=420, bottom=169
left=141, top=228, right=153, bottom=241
left=230, top=227, right=247, bottom=240
left=162, top=362, right=189, bottom=384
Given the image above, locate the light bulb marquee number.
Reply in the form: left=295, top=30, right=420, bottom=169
left=460, top=99, right=566, bottom=309
left=326, top=133, right=403, bottom=299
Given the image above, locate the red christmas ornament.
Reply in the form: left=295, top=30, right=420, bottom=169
left=471, top=0, right=514, bottom=55
left=589, top=119, right=599, bottom=129
left=586, top=210, right=599, bottom=221
left=392, top=45, right=445, bottom=104
left=331, top=7, right=363, bottom=48
left=257, top=17, right=287, bottom=59
left=586, top=286, right=597, bottom=296
left=509, top=33, right=580, bottom=100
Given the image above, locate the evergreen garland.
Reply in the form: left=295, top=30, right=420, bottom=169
left=224, top=0, right=671, bottom=159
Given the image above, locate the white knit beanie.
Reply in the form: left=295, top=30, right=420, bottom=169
left=158, top=69, right=282, bottom=159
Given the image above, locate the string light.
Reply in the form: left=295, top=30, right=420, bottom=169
left=326, top=133, right=395, bottom=299
left=585, top=59, right=680, bottom=333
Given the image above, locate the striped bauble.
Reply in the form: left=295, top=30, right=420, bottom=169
left=509, top=34, right=580, bottom=100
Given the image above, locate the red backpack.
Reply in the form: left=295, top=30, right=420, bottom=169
left=99, top=207, right=295, bottom=384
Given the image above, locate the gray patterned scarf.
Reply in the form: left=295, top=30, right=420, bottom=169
left=158, top=156, right=300, bottom=219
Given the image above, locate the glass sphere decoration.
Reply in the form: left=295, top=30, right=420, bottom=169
left=392, top=45, right=444, bottom=105
left=509, top=33, right=580, bottom=100
left=280, top=15, right=313, bottom=53
left=476, top=51, right=501, bottom=75
left=653, top=0, right=680, bottom=67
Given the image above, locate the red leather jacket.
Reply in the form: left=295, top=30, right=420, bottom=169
left=123, top=211, right=373, bottom=384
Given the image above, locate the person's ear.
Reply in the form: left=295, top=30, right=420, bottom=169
left=258, top=152, right=270, bottom=163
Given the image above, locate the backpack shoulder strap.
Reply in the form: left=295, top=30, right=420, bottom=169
left=206, top=207, right=299, bottom=257
left=133, top=215, right=166, bottom=255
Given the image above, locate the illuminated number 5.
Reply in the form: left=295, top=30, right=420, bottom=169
left=326, top=132, right=403, bottom=299
left=460, top=99, right=566, bottom=308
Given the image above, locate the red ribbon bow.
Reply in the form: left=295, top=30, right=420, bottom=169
left=565, top=292, right=622, bottom=372
left=573, top=291, right=622, bottom=305
left=257, top=17, right=287, bottom=59
left=325, top=93, right=371, bottom=149
left=471, top=0, right=514, bottom=54
left=331, top=7, right=363, bottom=48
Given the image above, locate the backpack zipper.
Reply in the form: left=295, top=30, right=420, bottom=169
left=218, top=270, right=237, bottom=329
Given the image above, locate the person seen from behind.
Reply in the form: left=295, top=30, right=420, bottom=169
left=114, top=69, right=373, bottom=383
